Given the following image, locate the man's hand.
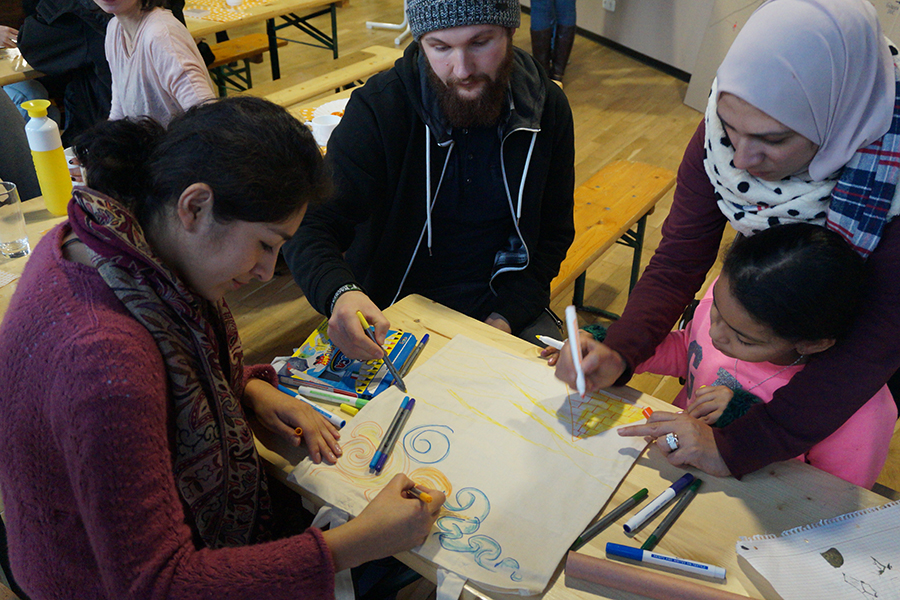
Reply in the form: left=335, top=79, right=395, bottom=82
left=484, top=312, right=512, bottom=334
left=687, top=385, right=733, bottom=425
left=0, top=26, right=18, bottom=49
left=329, top=290, right=389, bottom=360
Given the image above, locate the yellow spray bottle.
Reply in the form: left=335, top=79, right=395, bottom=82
left=21, top=99, right=72, bottom=216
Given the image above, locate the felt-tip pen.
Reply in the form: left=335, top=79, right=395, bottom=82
left=570, top=488, right=649, bottom=551
left=536, top=335, right=564, bottom=350
left=279, top=384, right=346, bottom=429
left=605, top=542, right=726, bottom=580
left=623, top=473, right=694, bottom=533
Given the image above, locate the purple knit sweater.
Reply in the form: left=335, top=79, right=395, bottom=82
left=0, top=224, right=336, bottom=599
left=605, top=121, right=900, bottom=478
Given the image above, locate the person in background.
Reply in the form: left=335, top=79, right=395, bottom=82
left=0, top=97, right=443, bottom=600
left=553, top=0, right=900, bottom=480
left=283, top=0, right=575, bottom=361
left=0, top=90, right=40, bottom=200
left=632, top=224, right=896, bottom=488
left=96, top=0, right=214, bottom=125
left=529, top=0, right=576, bottom=86
left=15, top=0, right=113, bottom=146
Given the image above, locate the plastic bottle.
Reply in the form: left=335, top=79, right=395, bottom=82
left=21, top=99, right=72, bottom=216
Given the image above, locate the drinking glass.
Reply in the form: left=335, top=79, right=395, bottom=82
left=0, top=182, right=31, bottom=259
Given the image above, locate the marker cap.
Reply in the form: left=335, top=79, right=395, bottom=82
left=606, top=543, right=642, bottom=561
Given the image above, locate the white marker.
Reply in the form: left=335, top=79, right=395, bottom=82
left=295, top=394, right=346, bottom=429
left=564, top=305, right=586, bottom=398
left=606, top=543, right=726, bottom=580
left=536, top=335, right=564, bottom=350
left=623, top=473, right=694, bottom=533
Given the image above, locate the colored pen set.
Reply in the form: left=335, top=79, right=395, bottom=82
left=570, top=472, right=718, bottom=579
left=369, top=395, right=416, bottom=473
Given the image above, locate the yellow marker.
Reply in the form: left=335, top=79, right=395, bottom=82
left=356, top=310, right=370, bottom=331
left=408, top=486, right=433, bottom=503
left=339, top=403, right=359, bottom=416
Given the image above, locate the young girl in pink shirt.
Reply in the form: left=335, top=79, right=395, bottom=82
left=634, top=224, right=896, bottom=488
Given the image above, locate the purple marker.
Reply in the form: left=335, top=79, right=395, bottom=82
left=374, top=398, right=415, bottom=472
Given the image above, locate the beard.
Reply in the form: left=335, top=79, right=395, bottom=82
left=425, top=40, right=514, bottom=129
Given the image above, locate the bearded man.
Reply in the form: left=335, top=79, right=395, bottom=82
left=283, top=0, right=575, bottom=359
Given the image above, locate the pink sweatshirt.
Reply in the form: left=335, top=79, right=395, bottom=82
left=0, top=224, right=335, bottom=599
left=636, top=286, right=896, bottom=488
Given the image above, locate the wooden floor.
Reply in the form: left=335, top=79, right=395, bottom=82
left=218, top=0, right=900, bottom=493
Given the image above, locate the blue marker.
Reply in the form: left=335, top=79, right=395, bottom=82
left=369, top=396, right=410, bottom=470
left=279, top=384, right=346, bottom=429
left=374, top=398, right=415, bottom=472
left=606, top=543, right=726, bottom=580
left=623, top=473, right=694, bottom=533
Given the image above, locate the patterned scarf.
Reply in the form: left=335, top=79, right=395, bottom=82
left=704, top=67, right=900, bottom=257
left=68, top=189, right=271, bottom=548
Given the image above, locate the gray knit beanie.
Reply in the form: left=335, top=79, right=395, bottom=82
left=407, top=0, right=521, bottom=40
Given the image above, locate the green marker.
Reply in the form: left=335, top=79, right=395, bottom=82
left=570, top=488, right=649, bottom=552
left=640, top=478, right=703, bottom=551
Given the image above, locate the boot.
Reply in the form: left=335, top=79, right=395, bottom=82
left=550, top=25, right=577, bottom=85
left=530, top=28, right=553, bottom=77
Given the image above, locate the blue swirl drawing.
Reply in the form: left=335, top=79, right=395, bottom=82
left=403, top=424, right=454, bottom=464
left=434, top=487, right=522, bottom=582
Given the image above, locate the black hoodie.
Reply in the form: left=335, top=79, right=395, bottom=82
left=284, top=41, right=575, bottom=333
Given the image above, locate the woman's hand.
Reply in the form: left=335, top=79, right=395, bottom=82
left=0, top=26, right=18, bottom=49
left=243, top=379, right=342, bottom=464
left=687, top=385, right=733, bottom=425
left=618, top=410, right=731, bottom=477
left=329, top=290, right=389, bottom=361
left=323, top=474, right=445, bottom=571
left=553, top=331, right=627, bottom=391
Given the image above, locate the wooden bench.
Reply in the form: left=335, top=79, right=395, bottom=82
left=207, top=33, right=289, bottom=97
left=550, top=160, right=676, bottom=320
left=243, top=45, right=401, bottom=108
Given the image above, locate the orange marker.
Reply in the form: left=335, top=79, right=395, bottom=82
left=408, top=486, right=433, bottom=503
left=641, top=407, right=654, bottom=420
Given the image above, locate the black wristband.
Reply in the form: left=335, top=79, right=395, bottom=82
left=329, top=283, right=363, bottom=315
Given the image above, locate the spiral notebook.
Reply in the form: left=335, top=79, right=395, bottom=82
left=737, top=499, right=900, bottom=599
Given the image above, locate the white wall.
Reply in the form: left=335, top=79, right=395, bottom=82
left=522, top=0, right=714, bottom=74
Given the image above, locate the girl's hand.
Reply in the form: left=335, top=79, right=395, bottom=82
left=243, top=379, right=342, bottom=464
left=687, top=385, right=733, bottom=425
left=554, top=331, right=627, bottom=391
left=618, top=410, right=731, bottom=477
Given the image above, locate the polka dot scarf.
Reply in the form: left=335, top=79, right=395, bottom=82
left=704, top=77, right=838, bottom=237
left=705, top=73, right=900, bottom=255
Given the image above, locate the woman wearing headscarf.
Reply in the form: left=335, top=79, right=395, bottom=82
left=554, top=0, right=900, bottom=480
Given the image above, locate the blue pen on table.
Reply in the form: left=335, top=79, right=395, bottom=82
left=369, top=396, right=411, bottom=470
left=373, top=397, right=415, bottom=473
left=564, top=305, right=585, bottom=398
left=399, top=333, right=429, bottom=377
left=570, top=488, right=649, bottom=551
left=623, top=473, right=694, bottom=533
left=641, top=478, right=703, bottom=551
left=605, top=542, right=726, bottom=580
left=278, top=384, right=346, bottom=429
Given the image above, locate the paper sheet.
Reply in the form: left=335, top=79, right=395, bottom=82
left=737, top=499, right=900, bottom=599
left=289, top=335, right=649, bottom=594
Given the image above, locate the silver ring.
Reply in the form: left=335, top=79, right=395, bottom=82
left=665, top=432, right=680, bottom=452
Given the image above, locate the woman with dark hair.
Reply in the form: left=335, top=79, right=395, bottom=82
left=0, top=97, right=443, bottom=599
left=96, top=0, right=215, bottom=124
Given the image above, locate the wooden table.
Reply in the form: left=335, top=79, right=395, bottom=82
left=0, top=48, right=41, bottom=87
left=185, top=0, right=343, bottom=80
left=253, top=294, right=891, bottom=600
left=0, top=197, right=65, bottom=324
